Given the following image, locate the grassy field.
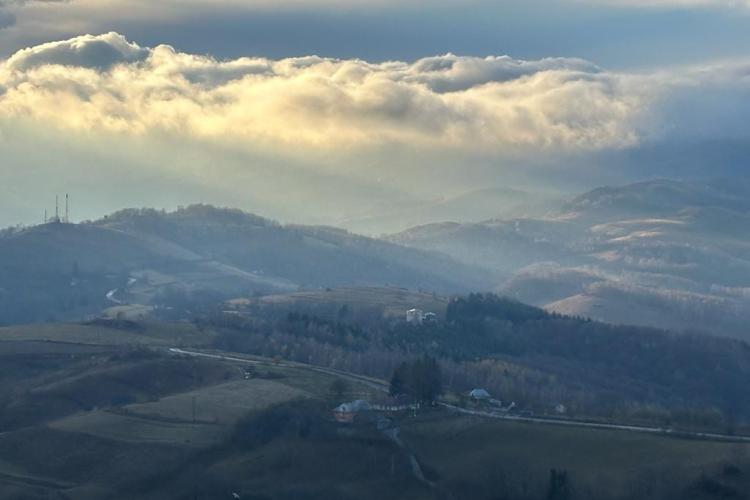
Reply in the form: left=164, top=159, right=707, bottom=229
left=235, top=286, right=449, bottom=318
left=0, top=318, right=748, bottom=499
left=402, top=412, right=750, bottom=500
left=124, top=378, right=311, bottom=424
left=50, top=410, right=225, bottom=447
left=102, top=304, right=155, bottom=320
left=50, top=378, right=312, bottom=450
left=0, top=340, right=117, bottom=356
left=0, top=321, right=214, bottom=347
left=0, top=426, right=187, bottom=497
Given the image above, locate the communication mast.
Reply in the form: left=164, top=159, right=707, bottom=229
left=45, top=194, right=71, bottom=224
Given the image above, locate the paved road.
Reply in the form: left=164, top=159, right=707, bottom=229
left=168, top=348, right=389, bottom=393
left=439, top=404, right=750, bottom=443
left=169, top=348, right=750, bottom=444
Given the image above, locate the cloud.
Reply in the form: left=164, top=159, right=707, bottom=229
left=0, top=33, right=653, bottom=153
left=0, top=32, right=748, bottom=229
left=0, top=31, right=748, bottom=200
left=6, top=32, right=147, bottom=70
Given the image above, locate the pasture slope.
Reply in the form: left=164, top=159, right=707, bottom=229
left=0, top=321, right=746, bottom=499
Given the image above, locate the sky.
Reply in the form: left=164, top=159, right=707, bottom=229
left=0, top=0, right=749, bottom=229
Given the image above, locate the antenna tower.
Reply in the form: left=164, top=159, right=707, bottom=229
left=65, top=194, right=69, bottom=223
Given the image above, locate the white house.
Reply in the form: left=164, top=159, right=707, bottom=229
left=333, top=400, right=371, bottom=423
left=469, top=388, right=492, bottom=400
left=406, top=308, right=424, bottom=324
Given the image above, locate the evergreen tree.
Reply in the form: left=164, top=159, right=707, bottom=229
left=389, top=362, right=407, bottom=396
left=389, top=357, right=442, bottom=404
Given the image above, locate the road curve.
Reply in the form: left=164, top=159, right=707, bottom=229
left=168, top=348, right=389, bottom=393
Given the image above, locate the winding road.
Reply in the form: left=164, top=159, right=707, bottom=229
left=168, top=348, right=750, bottom=444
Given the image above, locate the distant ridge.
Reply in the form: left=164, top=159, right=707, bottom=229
left=386, top=179, right=750, bottom=339
left=0, top=204, right=496, bottom=325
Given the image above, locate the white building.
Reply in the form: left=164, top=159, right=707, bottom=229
left=469, top=388, right=492, bottom=400
left=406, top=308, right=424, bottom=324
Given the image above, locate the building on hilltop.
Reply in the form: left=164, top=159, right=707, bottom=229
left=406, top=308, right=424, bottom=324
left=406, top=309, right=438, bottom=325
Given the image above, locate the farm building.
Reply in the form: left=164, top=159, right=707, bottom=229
left=406, top=308, right=424, bottom=324
left=423, top=312, right=438, bottom=323
left=406, top=308, right=439, bottom=325
left=333, top=400, right=371, bottom=423
left=469, top=388, right=492, bottom=400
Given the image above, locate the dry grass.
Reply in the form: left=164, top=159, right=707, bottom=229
left=102, top=305, right=155, bottom=320
left=0, top=321, right=213, bottom=347
left=48, top=377, right=311, bottom=448
left=49, top=410, right=225, bottom=448
left=248, top=286, right=448, bottom=317
left=124, top=379, right=311, bottom=425
left=402, top=413, right=750, bottom=499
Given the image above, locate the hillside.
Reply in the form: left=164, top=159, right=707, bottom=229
left=388, top=179, right=750, bottom=338
left=242, top=286, right=449, bottom=320
left=0, top=316, right=748, bottom=499
left=202, top=292, right=750, bottom=429
left=0, top=206, right=495, bottom=325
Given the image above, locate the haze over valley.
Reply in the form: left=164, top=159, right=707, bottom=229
left=1, top=1, right=750, bottom=499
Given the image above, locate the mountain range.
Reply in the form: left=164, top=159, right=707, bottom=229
left=388, top=179, right=750, bottom=339
left=2, top=178, right=750, bottom=340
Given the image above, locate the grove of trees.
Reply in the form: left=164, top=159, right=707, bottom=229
left=389, top=356, right=443, bottom=404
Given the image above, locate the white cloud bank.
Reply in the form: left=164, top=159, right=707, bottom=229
left=0, top=33, right=654, bottom=153
left=0, top=32, right=748, bottom=182
left=0, top=32, right=749, bottom=227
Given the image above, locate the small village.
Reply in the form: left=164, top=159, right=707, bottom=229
left=329, top=307, right=567, bottom=425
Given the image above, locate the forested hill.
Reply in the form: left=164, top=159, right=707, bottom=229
left=93, top=205, right=494, bottom=291
left=209, top=292, right=750, bottom=425
left=0, top=205, right=496, bottom=325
